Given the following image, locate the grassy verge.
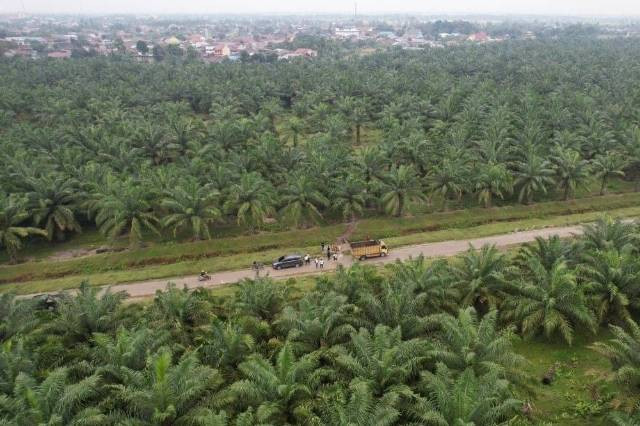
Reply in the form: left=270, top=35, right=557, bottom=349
left=514, top=331, right=618, bottom=425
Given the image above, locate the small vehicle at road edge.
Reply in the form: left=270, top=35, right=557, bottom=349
left=272, top=254, right=304, bottom=270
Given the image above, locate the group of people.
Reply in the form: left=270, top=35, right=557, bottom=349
left=303, top=241, right=340, bottom=270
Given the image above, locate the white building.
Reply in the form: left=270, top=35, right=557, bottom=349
left=335, top=28, right=360, bottom=38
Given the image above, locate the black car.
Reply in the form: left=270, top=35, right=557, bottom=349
left=272, top=254, right=304, bottom=270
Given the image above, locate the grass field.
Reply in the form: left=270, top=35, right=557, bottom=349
left=2, top=192, right=640, bottom=295
left=514, top=330, right=620, bottom=425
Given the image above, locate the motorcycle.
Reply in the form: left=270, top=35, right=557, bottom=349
left=198, top=274, right=211, bottom=282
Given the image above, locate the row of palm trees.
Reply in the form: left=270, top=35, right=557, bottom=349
left=0, top=137, right=632, bottom=261
left=3, top=38, right=640, bottom=260
left=0, top=217, right=639, bottom=424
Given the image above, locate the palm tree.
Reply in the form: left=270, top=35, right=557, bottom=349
left=197, top=318, right=255, bottom=378
left=425, top=308, right=528, bottom=386
left=280, top=175, right=329, bottom=228
left=513, top=152, right=555, bottom=204
left=359, top=279, right=430, bottom=339
left=223, top=172, right=275, bottom=231
left=591, top=318, right=640, bottom=392
left=331, top=325, right=426, bottom=397
left=332, top=176, right=366, bottom=221
left=228, top=342, right=324, bottom=424
left=161, top=179, right=221, bottom=240
left=474, top=162, right=513, bottom=208
left=0, top=294, right=38, bottom=342
left=276, top=291, right=358, bottom=353
left=282, top=116, right=305, bottom=147
left=51, top=282, right=127, bottom=342
left=381, top=165, right=425, bottom=217
left=580, top=216, right=639, bottom=252
left=428, top=158, right=468, bottom=211
left=94, top=180, right=160, bottom=247
left=551, top=147, right=591, bottom=200
left=134, top=122, right=171, bottom=165
left=109, top=350, right=224, bottom=425
left=516, top=235, right=575, bottom=273
left=388, top=257, right=459, bottom=314
left=316, top=380, right=400, bottom=426
left=415, top=364, right=521, bottom=425
left=592, top=152, right=627, bottom=195
left=151, top=284, right=212, bottom=343
left=92, top=326, right=170, bottom=384
left=452, top=244, right=510, bottom=316
left=233, top=278, right=290, bottom=322
left=580, top=247, right=640, bottom=325
left=7, top=369, right=104, bottom=426
left=355, top=146, right=386, bottom=187
left=503, top=257, right=595, bottom=344
left=25, top=174, right=82, bottom=241
left=0, top=194, right=46, bottom=263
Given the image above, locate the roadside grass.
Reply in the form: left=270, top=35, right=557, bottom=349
left=2, top=192, right=640, bottom=294
left=353, top=192, right=640, bottom=241
left=514, top=330, right=619, bottom=425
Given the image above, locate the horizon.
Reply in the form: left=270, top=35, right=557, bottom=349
left=2, top=0, right=640, bottom=19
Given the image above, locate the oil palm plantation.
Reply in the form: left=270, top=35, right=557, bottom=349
left=25, top=174, right=81, bottom=241
left=580, top=247, right=640, bottom=325
left=276, top=291, right=359, bottom=353
left=0, top=194, right=46, bottom=263
left=161, top=179, right=221, bottom=240
left=503, top=257, right=595, bottom=344
left=425, top=308, right=528, bottom=385
left=474, top=162, right=513, bottom=208
left=332, top=176, right=366, bottom=221
left=94, top=180, right=160, bottom=247
left=591, top=318, right=640, bottom=392
left=279, top=174, right=329, bottom=228
left=551, top=147, right=591, bottom=200
left=415, top=364, right=521, bottom=425
left=4, top=369, right=103, bottom=426
left=381, top=165, right=425, bottom=217
left=591, top=152, right=627, bottom=195
left=228, top=342, right=325, bottom=424
left=452, top=244, right=510, bottom=316
left=513, top=151, right=555, bottom=204
left=108, top=350, right=224, bottom=425
left=428, top=158, right=468, bottom=211
left=223, top=172, right=275, bottom=231
left=331, top=325, right=426, bottom=397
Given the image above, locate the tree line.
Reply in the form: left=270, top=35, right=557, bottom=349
left=0, top=217, right=639, bottom=424
left=2, top=37, right=640, bottom=259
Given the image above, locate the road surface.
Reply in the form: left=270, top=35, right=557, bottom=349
left=21, top=223, right=586, bottom=300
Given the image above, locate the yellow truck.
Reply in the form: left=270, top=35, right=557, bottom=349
left=349, top=239, right=389, bottom=261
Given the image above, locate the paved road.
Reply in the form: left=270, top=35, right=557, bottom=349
left=32, top=223, right=584, bottom=300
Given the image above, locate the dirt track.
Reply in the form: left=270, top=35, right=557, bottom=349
left=26, top=223, right=584, bottom=300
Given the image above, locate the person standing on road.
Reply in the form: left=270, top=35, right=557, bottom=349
left=326, top=247, right=331, bottom=260
left=315, top=257, right=319, bottom=268
left=320, top=259, right=324, bottom=269
left=304, top=254, right=310, bottom=265
left=321, top=242, right=325, bottom=252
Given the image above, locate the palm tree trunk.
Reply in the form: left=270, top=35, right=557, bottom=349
left=563, top=185, right=570, bottom=201
left=396, top=195, right=404, bottom=217
left=600, top=176, right=607, bottom=196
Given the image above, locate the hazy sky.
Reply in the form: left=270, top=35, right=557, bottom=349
left=1, top=0, right=639, bottom=16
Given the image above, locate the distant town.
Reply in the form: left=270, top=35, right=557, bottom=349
left=1, top=14, right=640, bottom=61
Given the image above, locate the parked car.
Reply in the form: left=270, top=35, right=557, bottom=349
left=272, top=254, right=304, bottom=270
